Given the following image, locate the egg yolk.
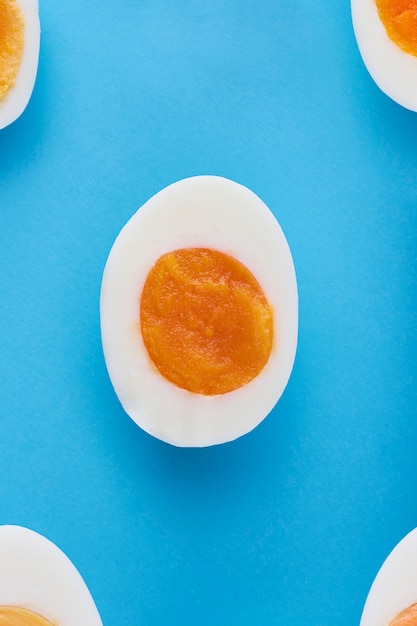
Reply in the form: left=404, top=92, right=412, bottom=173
left=0, top=0, right=24, bottom=102
left=375, top=0, right=417, bottom=56
left=140, top=247, right=274, bottom=395
left=389, top=604, right=417, bottom=625
left=0, top=606, right=53, bottom=625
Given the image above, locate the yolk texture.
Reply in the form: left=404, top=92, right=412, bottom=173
left=0, top=0, right=24, bottom=102
left=376, top=0, right=417, bottom=56
left=140, top=247, right=274, bottom=395
left=389, top=604, right=417, bottom=625
left=0, top=606, right=53, bottom=625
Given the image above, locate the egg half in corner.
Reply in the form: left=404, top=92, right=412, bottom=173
left=0, top=525, right=103, bottom=625
left=360, top=527, right=417, bottom=626
left=0, top=0, right=40, bottom=130
left=100, top=175, right=298, bottom=447
left=351, top=0, right=417, bottom=111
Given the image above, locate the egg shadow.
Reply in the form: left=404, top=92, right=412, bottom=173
left=0, top=41, right=50, bottom=178
left=106, top=369, right=300, bottom=516
left=353, top=71, right=417, bottom=165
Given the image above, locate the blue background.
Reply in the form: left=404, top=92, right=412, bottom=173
left=1, top=1, right=417, bottom=624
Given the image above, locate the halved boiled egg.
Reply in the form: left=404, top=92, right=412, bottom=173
left=0, top=0, right=40, bottom=130
left=351, top=0, right=417, bottom=111
left=360, top=527, right=417, bottom=626
left=0, top=525, right=103, bottom=625
left=100, top=175, right=298, bottom=447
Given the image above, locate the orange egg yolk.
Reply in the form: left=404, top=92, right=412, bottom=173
left=0, top=0, right=24, bottom=102
left=389, top=604, right=417, bottom=625
left=140, top=247, right=274, bottom=395
left=376, top=0, right=417, bottom=56
left=0, top=606, right=53, bottom=625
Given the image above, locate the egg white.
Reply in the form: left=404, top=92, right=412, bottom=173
left=360, top=527, right=417, bottom=626
left=351, top=0, right=417, bottom=111
left=0, top=0, right=40, bottom=130
left=100, top=175, right=298, bottom=447
left=0, top=525, right=103, bottom=625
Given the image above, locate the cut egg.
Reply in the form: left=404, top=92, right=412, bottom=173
left=0, top=0, right=40, bottom=130
left=0, top=525, right=103, bottom=625
left=100, top=175, right=298, bottom=447
left=360, top=526, right=417, bottom=626
left=351, top=0, right=417, bottom=111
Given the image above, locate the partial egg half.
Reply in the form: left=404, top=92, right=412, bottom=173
left=0, top=525, right=103, bottom=625
left=100, top=175, right=298, bottom=447
left=0, top=0, right=40, bottom=130
left=351, top=0, right=417, bottom=111
left=360, top=527, right=417, bottom=626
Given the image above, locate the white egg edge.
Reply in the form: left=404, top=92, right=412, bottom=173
left=100, top=175, right=298, bottom=447
left=351, top=0, right=417, bottom=111
left=0, top=0, right=40, bottom=130
left=0, top=525, right=103, bottom=626
left=360, top=527, right=417, bottom=626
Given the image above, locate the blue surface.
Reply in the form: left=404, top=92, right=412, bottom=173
left=1, top=1, right=417, bottom=624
